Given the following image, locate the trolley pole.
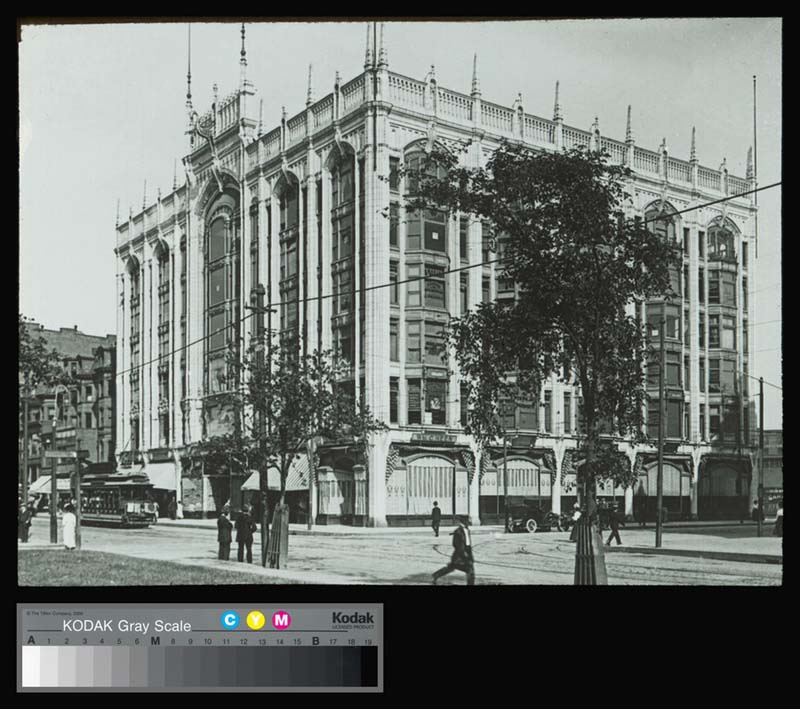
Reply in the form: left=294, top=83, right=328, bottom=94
left=21, top=373, right=30, bottom=506
left=655, top=309, right=666, bottom=549
left=757, top=376, right=764, bottom=537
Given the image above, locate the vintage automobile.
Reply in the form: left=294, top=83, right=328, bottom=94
left=505, top=501, right=566, bottom=533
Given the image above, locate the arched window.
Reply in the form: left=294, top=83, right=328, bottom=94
left=204, top=193, right=239, bottom=398
left=708, top=223, right=736, bottom=262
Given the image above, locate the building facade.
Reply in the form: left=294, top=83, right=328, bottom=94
left=114, top=26, right=757, bottom=522
left=20, top=323, right=117, bottom=493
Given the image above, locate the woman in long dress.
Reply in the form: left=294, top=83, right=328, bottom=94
left=62, top=504, right=77, bottom=550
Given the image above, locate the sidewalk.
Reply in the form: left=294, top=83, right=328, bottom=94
left=603, top=530, right=782, bottom=565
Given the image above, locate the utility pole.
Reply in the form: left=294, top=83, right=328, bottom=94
left=503, top=436, right=509, bottom=532
left=74, top=435, right=82, bottom=550
left=758, top=376, right=764, bottom=537
left=50, top=448, right=58, bottom=544
left=655, top=307, right=666, bottom=548
left=21, top=373, right=30, bottom=506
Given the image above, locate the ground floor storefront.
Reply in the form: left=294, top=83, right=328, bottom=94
left=125, top=438, right=754, bottom=525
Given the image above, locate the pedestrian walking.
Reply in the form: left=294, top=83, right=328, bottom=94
left=168, top=496, right=177, bottom=520
left=568, top=503, right=582, bottom=542
left=432, top=516, right=475, bottom=585
left=19, top=502, right=33, bottom=543
left=152, top=500, right=160, bottom=524
left=431, top=501, right=442, bottom=537
left=235, top=504, right=257, bottom=563
left=217, top=505, right=233, bottom=560
left=62, top=503, right=77, bottom=551
left=605, top=504, right=624, bottom=546
left=773, top=503, right=783, bottom=537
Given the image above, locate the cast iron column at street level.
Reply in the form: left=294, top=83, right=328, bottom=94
left=74, top=436, right=81, bottom=550
left=50, top=453, right=58, bottom=544
left=656, top=307, right=666, bottom=548
left=758, top=376, right=764, bottom=537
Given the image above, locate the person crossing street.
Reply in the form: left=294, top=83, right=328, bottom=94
left=432, top=516, right=475, bottom=585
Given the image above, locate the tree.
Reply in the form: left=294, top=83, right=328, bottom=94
left=219, top=336, right=386, bottom=566
left=19, top=314, right=67, bottom=393
left=405, top=141, right=679, bottom=533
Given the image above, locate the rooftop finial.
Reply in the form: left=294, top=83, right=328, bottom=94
left=625, top=105, right=632, bottom=143
left=471, top=53, right=480, bottom=97
left=378, top=22, right=388, bottom=67
left=746, top=146, right=754, bottom=179
left=660, top=136, right=668, bottom=153
left=592, top=115, right=600, bottom=134
left=427, top=64, right=436, bottom=83
left=142, top=180, right=147, bottom=211
left=720, top=157, right=727, bottom=173
left=116, top=198, right=120, bottom=228
left=364, top=23, right=374, bottom=69
left=239, top=22, right=248, bottom=90
left=553, top=80, right=562, bottom=121
left=335, top=69, right=341, bottom=87
left=258, top=98, right=264, bottom=137
left=690, top=126, right=697, bottom=162
left=282, top=105, right=287, bottom=122
left=173, top=158, right=178, bottom=191
left=212, top=83, right=218, bottom=106
left=240, top=22, right=246, bottom=61
left=306, top=64, right=314, bottom=107
left=186, top=24, right=193, bottom=110
left=157, top=186, right=162, bottom=202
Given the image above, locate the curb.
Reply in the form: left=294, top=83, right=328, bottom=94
left=605, top=546, right=783, bottom=565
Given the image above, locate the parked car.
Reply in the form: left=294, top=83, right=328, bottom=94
left=505, top=502, right=565, bottom=533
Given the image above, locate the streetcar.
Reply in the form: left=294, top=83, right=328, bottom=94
left=79, top=473, right=157, bottom=528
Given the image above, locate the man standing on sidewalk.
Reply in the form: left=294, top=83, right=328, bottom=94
left=432, top=516, right=475, bottom=585
left=217, top=505, right=233, bottom=560
left=605, top=503, right=624, bottom=547
left=431, top=501, right=441, bottom=537
left=235, top=504, right=256, bottom=563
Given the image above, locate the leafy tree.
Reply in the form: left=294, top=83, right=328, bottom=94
left=18, top=314, right=67, bottom=392
left=405, top=142, right=679, bottom=522
left=215, top=336, right=386, bottom=566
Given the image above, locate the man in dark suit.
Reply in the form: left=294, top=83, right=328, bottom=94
left=605, top=503, right=624, bottom=546
left=432, top=516, right=475, bottom=585
left=217, top=505, right=233, bottom=560
left=431, top=500, right=442, bottom=537
left=235, top=504, right=257, bottom=563
left=19, top=502, right=33, bottom=543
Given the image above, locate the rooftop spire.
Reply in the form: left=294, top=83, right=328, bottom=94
left=239, top=22, right=247, bottom=90
left=142, top=180, right=147, bottom=211
left=378, top=22, right=388, bottom=67
left=625, top=105, right=632, bottom=143
left=173, top=158, right=178, bottom=191
left=364, top=23, right=374, bottom=69
left=746, top=146, right=754, bottom=179
left=471, top=53, right=480, bottom=96
left=116, top=198, right=120, bottom=228
left=690, top=126, right=697, bottom=162
left=592, top=115, right=600, bottom=134
left=306, top=64, right=314, bottom=107
left=258, top=98, right=264, bottom=137
left=212, top=83, right=218, bottom=106
left=553, top=81, right=562, bottom=122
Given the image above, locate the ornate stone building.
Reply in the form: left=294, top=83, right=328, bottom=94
left=114, top=25, right=757, bottom=522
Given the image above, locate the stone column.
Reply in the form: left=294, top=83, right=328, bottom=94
left=624, top=486, right=634, bottom=519
left=690, top=450, right=701, bottom=519
left=187, top=192, right=204, bottom=442
left=319, top=171, right=333, bottom=354
left=367, top=431, right=389, bottom=527
left=116, top=268, right=126, bottom=459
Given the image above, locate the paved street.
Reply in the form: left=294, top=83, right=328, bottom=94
left=21, top=517, right=782, bottom=586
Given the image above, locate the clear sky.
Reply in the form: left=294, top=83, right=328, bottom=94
left=18, top=18, right=782, bottom=427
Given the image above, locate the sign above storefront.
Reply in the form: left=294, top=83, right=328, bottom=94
left=411, top=432, right=457, bottom=444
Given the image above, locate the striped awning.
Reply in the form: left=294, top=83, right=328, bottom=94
left=28, top=476, right=73, bottom=495
left=241, top=454, right=310, bottom=492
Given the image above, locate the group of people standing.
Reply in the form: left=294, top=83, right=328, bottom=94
left=216, top=504, right=258, bottom=563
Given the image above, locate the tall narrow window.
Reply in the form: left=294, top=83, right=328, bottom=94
left=699, top=404, right=706, bottom=440
left=389, top=157, right=400, bottom=193
left=699, top=357, right=706, bottom=392
left=722, top=315, right=736, bottom=349
left=698, top=230, right=705, bottom=258
left=709, top=315, right=720, bottom=348
left=424, top=265, right=446, bottom=309
left=425, top=322, right=445, bottom=365
left=389, top=202, right=399, bottom=247
left=683, top=227, right=690, bottom=255
left=742, top=277, right=748, bottom=310
left=563, top=393, right=572, bottom=434
left=684, top=357, right=690, bottom=391
left=698, top=267, right=705, bottom=302
left=543, top=391, right=552, bottom=433
left=708, top=272, right=720, bottom=304
left=683, top=264, right=689, bottom=300
left=742, top=242, right=748, bottom=269
left=424, top=209, right=447, bottom=252
left=407, top=264, right=421, bottom=307
left=699, top=312, right=705, bottom=348
left=408, top=379, right=421, bottom=424
left=460, top=383, right=469, bottom=427
left=390, top=319, right=399, bottom=362
left=459, top=216, right=469, bottom=260
left=460, top=273, right=469, bottom=313
left=390, top=261, right=399, bottom=305
left=482, top=276, right=490, bottom=303
left=709, top=359, right=720, bottom=393
left=426, top=379, right=447, bottom=425
left=389, top=377, right=399, bottom=424
left=743, top=320, right=748, bottom=354
left=407, top=321, right=421, bottom=363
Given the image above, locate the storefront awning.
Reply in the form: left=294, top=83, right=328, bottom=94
left=144, top=462, right=179, bottom=491
left=241, top=454, right=310, bottom=492
left=28, top=476, right=73, bottom=495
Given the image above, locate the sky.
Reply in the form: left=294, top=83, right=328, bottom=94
left=18, top=18, right=782, bottom=427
